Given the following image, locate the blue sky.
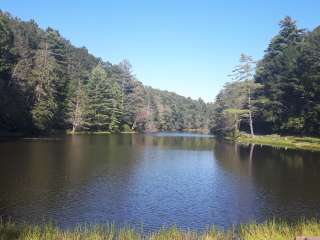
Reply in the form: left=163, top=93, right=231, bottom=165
left=1, top=1, right=319, bottom=102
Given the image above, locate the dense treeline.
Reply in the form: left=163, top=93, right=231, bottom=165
left=210, top=17, right=320, bottom=137
left=0, top=11, right=209, bottom=134
left=3, top=12, right=317, bottom=137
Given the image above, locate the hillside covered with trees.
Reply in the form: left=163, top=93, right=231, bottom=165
left=209, top=17, right=320, bottom=137
left=2, top=12, right=320, bottom=138
left=0, top=11, right=210, bottom=134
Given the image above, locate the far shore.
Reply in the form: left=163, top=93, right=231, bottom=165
left=0, top=129, right=210, bottom=138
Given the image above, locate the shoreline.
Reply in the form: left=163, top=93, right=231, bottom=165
left=0, top=129, right=209, bottom=138
left=234, top=133, right=320, bottom=152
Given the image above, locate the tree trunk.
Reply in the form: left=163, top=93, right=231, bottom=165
left=234, top=113, right=239, bottom=137
left=71, top=125, right=76, bottom=134
left=249, top=110, right=254, bottom=137
left=248, top=88, right=254, bottom=137
left=131, top=119, right=137, bottom=130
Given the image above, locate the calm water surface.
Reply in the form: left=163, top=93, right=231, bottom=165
left=1, top=133, right=320, bottom=231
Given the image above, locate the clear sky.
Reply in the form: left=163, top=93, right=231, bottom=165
left=1, top=1, right=319, bottom=102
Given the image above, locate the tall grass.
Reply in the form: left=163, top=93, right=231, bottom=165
left=1, top=219, right=320, bottom=240
left=239, top=219, right=320, bottom=240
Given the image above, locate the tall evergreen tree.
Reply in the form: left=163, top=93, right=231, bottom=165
left=254, top=16, right=305, bottom=133
left=108, top=82, right=123, bottom=132
left=86, top=64, right=113, bottom=131
left=296, top=26, right=320, bottom=135
left=30, top=41, right=58, bottom=131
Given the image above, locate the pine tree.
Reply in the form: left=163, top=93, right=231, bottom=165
left=31, top=41, right=58, bottom=131
left=44, top=28, right=69, bottom=128
left=86, top=64, right=113, bottom=131
left=296, top=26, right=320, bottom=134
left=229, top=54, right=260, bottom=137
left=109, top=82, right=123, bottom=132
left=255, top=16, right=305, bottom=133
left=64, top=45, right=94, bottom=133
left=0, top=13, right=15, bottom=77
left=111, top=60, right=146, bottom=129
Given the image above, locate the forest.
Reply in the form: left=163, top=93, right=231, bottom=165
left=210, top=16, right=320, bottom=137
left=1, top=12, right=320, bottom=138
left=0, top=11, right=209, bottom=134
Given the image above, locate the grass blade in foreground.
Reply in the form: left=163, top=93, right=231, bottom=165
left=1, top=219, right=320, bottom=240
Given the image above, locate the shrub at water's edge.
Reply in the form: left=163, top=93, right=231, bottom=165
left=1, top=219, right=320, bottom=240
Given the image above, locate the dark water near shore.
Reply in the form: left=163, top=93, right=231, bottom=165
left=1, top=133, right=320, bottom=231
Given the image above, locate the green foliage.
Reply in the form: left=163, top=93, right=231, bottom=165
left=210, top=52, right=261, bottom=137
left=30, top=43, right=59, bottom=131
left=85, top=64, right=112, bottom=131
left=6, top=12, right=320, bottom=137
left=66, top=80, right=88, bottom=133
left=254, top=16, right=305, bottom=134
left=211, top=16, right=320, bottom=138
left=209, top=80, right=253, bottom=136
left=145, top=87, right=209, bottom=132
left=0, top=13, right=14, bottom=74
left=31, top=94, right=57, bottom=131
left=0, top=11, right=210, bottom=134
left=280, top=117, right=305, bottom=133
left=121, top=124, right=133, bottom=133
left=109, top=82, right=123, bottom=132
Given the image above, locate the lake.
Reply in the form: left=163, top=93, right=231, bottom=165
left=1, top=132, right=320, bottom=231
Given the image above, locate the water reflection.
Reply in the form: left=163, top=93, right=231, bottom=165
left=0, top=134, right=320, bottom=231
left=213, top=141, right=320, bottom=222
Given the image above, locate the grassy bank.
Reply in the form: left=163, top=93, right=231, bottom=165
left=1, top=220, right=320, bottom=240
left=236, top=133, right=320, bottom=151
